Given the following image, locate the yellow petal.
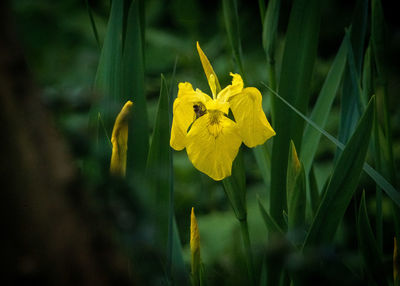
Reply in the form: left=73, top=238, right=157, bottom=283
left=217, top=73, right=244, bottom=102
left=170, top=82, right=212, bottom=150
left=186, top=113, right=242, bottom=180
left=197, top=41, right=221, bottom=95
left=229, top=87, right=275, bottom=147
left=205, top=99, right=230, bottom=114
left=110, top=100, right=133, bottom=177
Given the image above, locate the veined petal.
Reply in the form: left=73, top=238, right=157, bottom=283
left=170, top=82, right=212, bottom=150
left=110, top=100, right=133, bottom=177
left=217, top=73, right=244, bottom=102
left=197, top=42, right=222, bottom=95
left=186, top=113, right=242, bottom=181
left=229, top=87, right=275, bottom=147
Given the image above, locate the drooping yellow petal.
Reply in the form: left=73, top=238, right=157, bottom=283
left=217, top=73, right=244, bottom=103
left=190, top=207, right=201, bottom=286
left=196, top=41, right=222, bottom=95
left=186, top=112, right=242, bottom=181
left=110, top=100, right=133, bottom=177
left=170, top=82, right=212, bottom=150
left=229, top=87, right=275, bottom=147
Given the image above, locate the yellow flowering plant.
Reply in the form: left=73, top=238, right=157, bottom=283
left=170, top=42, right=275, bottom=180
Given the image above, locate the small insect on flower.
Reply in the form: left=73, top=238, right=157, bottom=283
left=170, top=42, right=275, bottom=180
left=193, top=103, right=206, bottom=119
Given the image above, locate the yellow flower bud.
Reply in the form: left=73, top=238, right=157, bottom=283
left=110, top=100, right=133, bottom=177
left=190, top=207, right=201, bottom=286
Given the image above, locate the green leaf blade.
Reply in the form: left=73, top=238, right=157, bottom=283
left=270, top=0, right=321, bottom=227
left=287, top=141, right=306, bottom=233
left=337, top=0, right=368, bottom=145
left=300, top=37, right=347, bottom=175
left=124, top=0, right=149, bottom=175
left=357, top=191, right=388, bottom=286
left=304, top=97, right=375, bottom=247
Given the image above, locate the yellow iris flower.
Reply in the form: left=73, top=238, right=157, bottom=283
left=170, top=42, right=275, bottom=181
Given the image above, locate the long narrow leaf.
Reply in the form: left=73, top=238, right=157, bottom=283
left=258, top=196, right=285, bottom=235
left=337, top=0, right=368, bottom=145
left=222, top=0, right=245, bottom=76
left=124, top=0, right=149, bottom=175
left=357, top=191, right=388, bottom=286
left=304, top=97, right=374, bottom=247
left=300, top=37, right=347, bottom=174
left=262, top=0, right=280, bottom=133
left=287, top=141, right=306, bottom=232
left=146, top=75, right=171, bottom=243
left=91, top=0, right=124, bottom=133
left=263, top=83, right=400, bottom=207
left=146, top=76, right=188, bottom=284
left=308, top=167, right=320, bottom=218
left=269, top=0, right=321, bottom=227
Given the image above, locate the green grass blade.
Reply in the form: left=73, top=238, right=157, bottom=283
left=363, top=165, right=400, bottom=206
left=258, top=0, right=266, bottom=25
left=371, top=0, right=396, bottom=184
left=222, top=0, right=245, bottom=77
left=263, top=83, right=400, bottom=207
left=357, top=191, right=388, bottom=286
left=172, top=219, right=190, bottom=285
left=146, top=75, right=171, bottom=244
left=362, top=44, right=373, bottom=103
left=257, top=196, right=285, bottom=235
left=222, top=151, right=255, bottom=285
left=367, top=47, right=383, bottom=251
left=253, top=145, right=271, bottom=193
left=146, top=75, right=188, bottom=284
left=269, top=0, right=321, bottom=227
left=303, top=97, right=374, bottom=247
left=286, top=141, right=306, bottom=234
left=124, top=0, right=148, bottom=175
left=337, top=0, right=368, bottom=145
left=345, top=29, right=365, bottom=110
left=222, top=150, right=247, bottom=222
left=371, top=0, right=399, bottom=257
left=371, top=0, right=387, bottom=79
left=91, top=0, right=124, bottom=133
left=262, top=0, right=280, bottom=70
left=262, top=0, right=280, bottom=122
left=85, top=0, right=100, bottom=49
left=308, top=167, right=320, bottom=218
left=300, top=37, right=347, bottom=175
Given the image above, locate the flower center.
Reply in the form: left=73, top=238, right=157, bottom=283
left=207, top=110, right=223, bottom=137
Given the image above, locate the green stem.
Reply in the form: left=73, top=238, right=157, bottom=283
left=258, top=0, right=266, bottom=25
left=239, top=219, right=256, bottom=286
left=373, top=104, right=383, bottom=253
left=267, top=60, right=277, bottom=125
